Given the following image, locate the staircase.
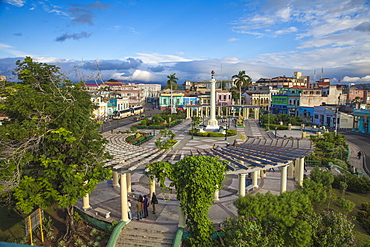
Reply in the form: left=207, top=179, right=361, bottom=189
left=115, top=221, right=178, bottom=247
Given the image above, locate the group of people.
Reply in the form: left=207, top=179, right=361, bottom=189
left=127, top=192, right=158, bottom=221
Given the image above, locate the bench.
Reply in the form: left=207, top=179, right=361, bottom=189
left=94, top=207, right=111, bottom=218
left=246, top=185, right=254, bottom=193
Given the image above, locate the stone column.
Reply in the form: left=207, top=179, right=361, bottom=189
left=126, top=173, right=132, bottom=193
left=214, top=185, right=220, bottom=201
left=260, top=169, right=266, bottom=178
left=113, top=171, right=119, bottom=187
left=287, top=161, right=295, bottom=179
left=178, top=204, right=186, bottom=228
left=149, top=176, right=156, bottom=200
left=120, top=173, right=129, bottom=222
left=238, top=174, right=246, bottom=197
left=186, top=107, right=190, bottom=119
left=218, top=106, right=221, bottom=116
left=82, top=181, right=91, bottom=211
left=280, top=165, right=288, bottom=194
left=246, top=108, right=250, bottom=119
left=298, top=158, right=305, bottom=187
left=252, top=171, right=259, bottom=188
left=294, top=159, right=300, bottom=182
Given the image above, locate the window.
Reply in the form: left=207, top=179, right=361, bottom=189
left=314, top=114, right=318, bottom=119
left=164, top=99, right=167, bottom=104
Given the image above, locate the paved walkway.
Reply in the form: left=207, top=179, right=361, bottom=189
left=75, top=118, right=367, bottom=239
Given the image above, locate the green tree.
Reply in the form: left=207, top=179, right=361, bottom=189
left=164, top=73, right=179, bottom=90
left=0, top=57, right=111, bottom=240
left=231, top=71, right=252, bottom=104
left=146, top=156, right=227, bottom=246
left=232, top=70, right=252, bottom=91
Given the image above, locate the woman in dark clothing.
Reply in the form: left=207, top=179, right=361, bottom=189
left=151, top=192, right=158, bottom=214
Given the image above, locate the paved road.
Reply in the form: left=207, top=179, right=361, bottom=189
left=341, top=132, right=370, bottom=176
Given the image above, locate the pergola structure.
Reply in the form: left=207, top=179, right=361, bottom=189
left=81, top=133, right=314, bottom=225
left=184, top=104, right=261, bottom=120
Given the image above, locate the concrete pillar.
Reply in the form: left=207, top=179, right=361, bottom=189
left=120, top=173, right=129, bottom=222
left=178, top=204, right=186, bottom=228
left=238, top=174, right=246, bottom=197
left=252, top=171, right=259, bottom=188
left=294, top=159, right=300, bottom=181
left=149, top=176, right=156, bottom=200
left=280, top=165, right=288, bottom=194
left=255, top=108, right=260, bottom=120
left=302, top=131, right=306, bottom=138
left=126, top=173, right=132, bottom=193
left=186, top=108, right=190, bottom=119
left=214, top=185, right=220, bottom=201
left=82, top=181, right=91, bottom=210
left=246, top=108, right=250, bottom=119
left=113, top=171, right=119, bottom=187
left=260, top=169, right=266, bottom=178
left=287, top=162, right=295, bottom=179
left=298, top=158, right=305, bottom=187
left=218, top=106, right=221, bottom=116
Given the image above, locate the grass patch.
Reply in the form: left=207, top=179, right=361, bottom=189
left=0, top=206, right=26, bottom=243
left=313, top=188, right=370, bottom=246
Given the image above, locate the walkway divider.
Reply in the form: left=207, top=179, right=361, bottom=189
left=106, top=221, right=127, bottom=247
left=172, top=227, right=184, bottom=247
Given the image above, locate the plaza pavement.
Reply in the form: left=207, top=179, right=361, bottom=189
left=75, top=118, right=367, bottom=235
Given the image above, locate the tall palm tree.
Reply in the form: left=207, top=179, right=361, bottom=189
left=165, top=73, right=179, bottom=113
left=232, top=70, right=252, bottom=104
left=165, top=73, right=179, bottom=90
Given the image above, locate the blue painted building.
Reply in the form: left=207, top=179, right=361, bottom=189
left=352, top=109, right=370, bottom=133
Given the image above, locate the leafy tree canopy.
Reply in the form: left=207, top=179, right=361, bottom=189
left=164, top=73, right=179, bottom=90
left=146, top=156, right=227, bottom=246
left=0, top=57, right=111, bottom=240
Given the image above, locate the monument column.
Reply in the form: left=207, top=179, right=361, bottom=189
left=206, top=70, right=219, bottom=130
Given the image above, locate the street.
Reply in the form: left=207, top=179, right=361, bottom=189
left=341, top=132, right=370, bottom=176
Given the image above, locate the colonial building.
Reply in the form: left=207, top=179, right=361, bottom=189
left=256, top=72, right=309, bottom=88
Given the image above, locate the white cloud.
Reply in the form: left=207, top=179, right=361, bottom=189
left=4, top=0, right=25, bottom=7
left=136, top=53, right=193, bottom=64
left=0, top=43, right=32, bottom=57
left=342, top=75, right=370, bottom=83
left=227, top=38, right=239, bottom=42
left=274, top=26, right=297, bottom=36
left=111, top=70, right=157, bottom=82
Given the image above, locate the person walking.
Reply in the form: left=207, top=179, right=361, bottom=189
left=358, top=151, right=362, bottom=159
left=136, top=197, right=143, bottom=220
left=143, top=195, right=149, bottom=218
left=151, top=192, right=158, bottom=214
left=127, top=199, right=132, bottom=220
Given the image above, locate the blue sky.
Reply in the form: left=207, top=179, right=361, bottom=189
left=0, top=0, right=369, bottom=85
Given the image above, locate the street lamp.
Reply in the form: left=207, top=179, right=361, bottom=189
left=224, top=124, right=228, bottom=141
left=275, top=127, right=277, bottom=138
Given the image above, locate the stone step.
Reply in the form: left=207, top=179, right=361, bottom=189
left=115, top=222, right=177, bottom=247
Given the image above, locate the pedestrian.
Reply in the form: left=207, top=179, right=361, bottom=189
left=358, top=151, right=362, bottom=159
left=127, top=199, right=132, bottom=220
left=151, top=192, right=158, bottom=214
left=143, top=195, right=149, bottom=218
left=136, top=197, right=143, bottom=220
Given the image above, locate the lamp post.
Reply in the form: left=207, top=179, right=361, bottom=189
left=275, top=127, right=277, bottom=138
left=224, top=124, right=228, bottom=141
left=335, top=94, right=341, bottom=136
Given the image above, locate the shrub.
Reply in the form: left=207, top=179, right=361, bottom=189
left=208, top=132, right=225, bottom=137
left=337, top=197, right=355, bottom=212
left=333, top=173, right=370, bottom=193
left=357, top=203, right=370, bottom=234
